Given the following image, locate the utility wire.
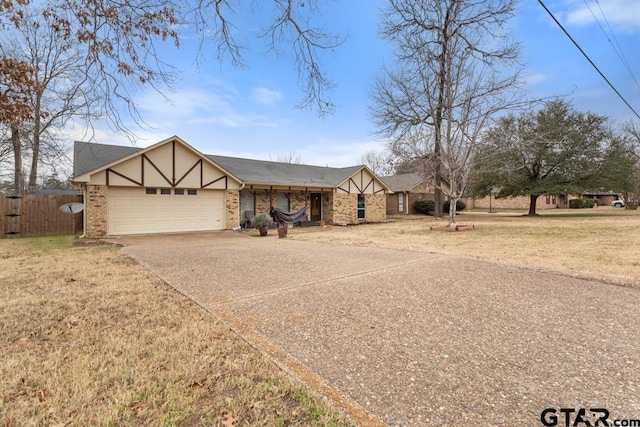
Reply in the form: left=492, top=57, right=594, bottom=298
left=536, top=0, right=640, bottom=120
left=586, top=0, right=640, bottom=92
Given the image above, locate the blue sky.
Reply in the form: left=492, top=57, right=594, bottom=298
left=84, top=0, right=640, bottom=168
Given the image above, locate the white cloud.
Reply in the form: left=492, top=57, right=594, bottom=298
left=565, top=0, right=640, bottom=32
left=524, top=72, right=554, bottom=86
left=251, top=87, right=284, bottom=106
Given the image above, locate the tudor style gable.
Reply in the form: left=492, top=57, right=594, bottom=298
left=336, top=166, right=388, bottom=195
left=74, top=137, right=241, bottom=190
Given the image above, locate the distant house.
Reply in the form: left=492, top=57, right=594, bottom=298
left=380, top=173, right=447, bottom=215
left=72, top=136, right=390, bottom=237
left=463, top=194, right=568, bottom=210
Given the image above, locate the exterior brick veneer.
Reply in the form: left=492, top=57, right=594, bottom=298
left=365, top=194, right=386, bottom=222
left=332, top=193, right=356, bottom=225
left=289, top=192, right=308, bottom=214
left=387, top=192, right=435, bottom=215
left=86, top=184, right=108, bottom=238
left=463, top=195, right=560, bottom=210
left=225, top=190, right=240, bottom=229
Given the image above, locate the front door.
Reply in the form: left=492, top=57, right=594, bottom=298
left=310, top=193, right=322, bottom=221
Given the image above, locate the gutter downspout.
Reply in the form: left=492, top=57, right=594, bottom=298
left=405, top=192, right=409, bottom=215
left=237, top=183, right=245, bottom=227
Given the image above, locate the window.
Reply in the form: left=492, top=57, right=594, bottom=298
left=187, top=189, right=197, bottom=195
left=145, top=188, right=157, bottom=195
left=398, top=193, right=404, bottom=212
left=357, top=194, right=365, bottom=219
left=160, top=188, right=171, bottom=195
left=174, top=188, right=185, bottom=195
left=240, top=190, right=255, bottom=215
left=277, top=192, right=290, bottom=212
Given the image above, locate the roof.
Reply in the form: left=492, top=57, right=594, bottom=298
left=73, top=141, right=375, bottom=188
left=74, top=141, right=141, bottom=177
left=207, top=154, right=363, bottom=188
left=380, top=173, right=425, bottom=192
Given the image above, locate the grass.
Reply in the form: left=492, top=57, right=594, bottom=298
left=3, top=208, right=638, bottom=425
left=288, top=207, right=640, bottom=284
left=0, top=236, right=351, bottom=426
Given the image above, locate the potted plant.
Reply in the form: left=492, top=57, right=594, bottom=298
left=277, top=222, right=288, bottom=238
left=253, top=213, right=270, bottom=236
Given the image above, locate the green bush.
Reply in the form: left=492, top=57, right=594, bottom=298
left=253, top=213, right=270, bottom=227
left=443, top=200, right=466, bottom=212
left=414, top=199, right=434, bottom=215
left=569, top=199, right=596, bottom=209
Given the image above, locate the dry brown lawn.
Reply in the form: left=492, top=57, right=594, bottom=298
left=0, top=236, right=350, bottom=426
left=289, top=207, right=640, bottom=285
left=3, top=208, right=638, bottom=426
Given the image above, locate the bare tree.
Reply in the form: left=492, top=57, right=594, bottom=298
left=1, top=0, right=342, bottom=191
left=370, top=0, right=523, bottom=224
left=3, top=8, right=95, bottom=192
left=270, top=148, right=306, bottom=164
left=360, top=150, right=395, bottom=176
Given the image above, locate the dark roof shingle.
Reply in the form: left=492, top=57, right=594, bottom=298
left=380, top=173, right=425, bottom=192
left=73, top=141, right=368, bottom=188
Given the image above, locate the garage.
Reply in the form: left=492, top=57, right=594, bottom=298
left=108, top=186, right=225, bottom=235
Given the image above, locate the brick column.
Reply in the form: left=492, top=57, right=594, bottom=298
left=225, top=190, right=240, bottom=229
left=86, top=185, right=108, bottom=238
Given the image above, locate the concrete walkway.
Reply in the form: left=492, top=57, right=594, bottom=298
left=116, top=232, right=640, bottom=426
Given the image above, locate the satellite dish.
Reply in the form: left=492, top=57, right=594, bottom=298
left=60, top=203, right=84, bottom=214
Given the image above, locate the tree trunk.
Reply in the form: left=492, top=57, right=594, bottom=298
left=28, top=96, right=42, bottom=192
left=528, top=194, right=539, bottom=215
left=11, top=124, right=23, bottom=195
left=449, top=198, right=457, bottom=226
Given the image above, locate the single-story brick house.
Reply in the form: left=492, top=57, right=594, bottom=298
left=381, top=172, right=450, bottom=215
left=72, top=136, right=390, bottom=237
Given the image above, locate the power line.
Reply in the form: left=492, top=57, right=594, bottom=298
left=586, top=0, right=640, bottom=92
left=536, top=0, right=640, bottom=120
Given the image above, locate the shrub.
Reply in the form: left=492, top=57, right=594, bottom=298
left=253, top=213, right=270, bottom=227
left=443, top=200, right=466, bottom=212
left=414, top=199, right=434, bottom=215
left=569, top=199, right=596, bottom=209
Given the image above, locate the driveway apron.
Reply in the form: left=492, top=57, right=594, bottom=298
left=117, top=232, right=640, bottom=427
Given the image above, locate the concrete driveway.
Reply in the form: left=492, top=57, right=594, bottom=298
left=116, top=231, right=640, bottom=426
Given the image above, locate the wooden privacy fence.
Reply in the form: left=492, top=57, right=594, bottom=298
left=1, top=194, right=83, bottom=238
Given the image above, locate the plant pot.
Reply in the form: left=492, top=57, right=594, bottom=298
left=277, top=227, right=288, bottom=238
left=259, top=226, right=268, bottom=236
left=317, top=220, right=325, bottom=227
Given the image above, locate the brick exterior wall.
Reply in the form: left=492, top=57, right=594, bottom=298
left=464, top=195, right=559, bottom=210
left=252, top=189, right=312, bottom=222
left=254, top=190, right=271, bottom=216
left=85, top=184, right=108, bottom=238
left=225, top=190, right=239, bottom=229
left=387, top=192, right=435, bottom=215
left=332, top=193, right=356, bottom=225
left=322, top=192, right=333, bottom=223
left=365, top=194, right=387, bottom=222
left=331, top=193, right=388, bottom=225
left=288, top=192, right=305, bottom=212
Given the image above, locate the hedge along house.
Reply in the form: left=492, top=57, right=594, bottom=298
left=73, top=136, right=390, bottom=238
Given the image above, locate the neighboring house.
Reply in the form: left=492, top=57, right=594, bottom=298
left=72, top=136, right=390, bottom=238
left=463, top=194, right=568, bottom=210
left=465, top=192, right=625, bottom=210
left=381, top=172, right=449, bottom=215
left=582, top=191, right=621, bottom=206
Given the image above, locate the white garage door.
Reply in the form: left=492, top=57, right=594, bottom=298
left=108, top=187, right=225, bottom=235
